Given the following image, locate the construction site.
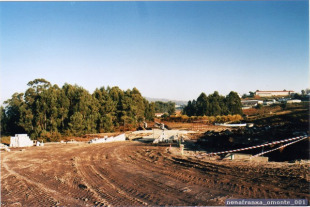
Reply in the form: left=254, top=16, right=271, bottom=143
left=1, top=108, right=310, bottom=206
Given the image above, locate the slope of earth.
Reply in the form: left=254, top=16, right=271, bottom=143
left=1, top=141, right=309, bottom=206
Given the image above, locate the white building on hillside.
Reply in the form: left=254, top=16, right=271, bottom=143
left=241, top=100, right=263, bottom=108
left=255, top=90, right=294, bottom=97
left=286, top=99, right=301, bottom=104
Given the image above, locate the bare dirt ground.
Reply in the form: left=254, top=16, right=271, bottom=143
left=1, top=141, right=309, bottom=206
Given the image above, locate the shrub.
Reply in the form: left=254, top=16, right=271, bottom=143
left=39, top=130, right=62, bottom=142
left=1, top=136, right=11, bottom=145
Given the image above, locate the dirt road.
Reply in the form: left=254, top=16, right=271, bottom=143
left=1, top=141, right=309, bottom=206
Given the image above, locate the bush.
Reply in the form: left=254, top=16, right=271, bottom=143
left=39, top=130, right=62, bottom=142
left=1, top=136, right=11, bottom=145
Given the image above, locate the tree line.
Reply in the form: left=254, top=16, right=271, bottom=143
left=1, top=79, right=155, bottom=140
left=183, top=91, right=242, bottom=116
left=154, top=101, right=175, bottom=115
left=164, top=114, right=243, bottom=124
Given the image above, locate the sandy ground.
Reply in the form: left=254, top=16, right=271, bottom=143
left=1, top=141, right=309, bottom=206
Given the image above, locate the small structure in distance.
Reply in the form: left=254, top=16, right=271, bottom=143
left=10, top=134, right=33, bottom=147
left=214, top=123, right=247, bottom=127
left=255, top=90, right=294, bottom=97
left=88, top=134, right=126, bottom=144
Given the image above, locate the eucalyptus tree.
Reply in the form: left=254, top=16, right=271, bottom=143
left=144, top=100, right=155, bottom=121
left=196, top=93, right=209, bottom=116
left=93, top=87, right=115, bottom=132
left=183, top=91, right=242, bottom=117
left=130, top=87, right=146, bottom=123
left=226, top=91, right=242, bottom=115
left=2, top=78, right=159, bottom=137
left=3, top=93, right=25, bottom=134
left=0, top=106, right=7, bottom=134
left=208, top=91, right=222, bottom=116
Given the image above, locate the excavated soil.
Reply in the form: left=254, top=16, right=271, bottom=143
left=1, top=141, right=309, bottom=206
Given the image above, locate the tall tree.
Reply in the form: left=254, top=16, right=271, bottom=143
left=196, top=93, right=208, bottom=116
left=208, top=91, right=221, bottom=116
left=0, top=106, right=7, bottom=135
left=2, top=78, right=161, bottom=138
left=144, top=101, right=155, bottom=121
left=3, top=93, right=25, bottom=134
left=226, top=91, right=243, bottom=115
left=183, top=91, right=242, bottom=117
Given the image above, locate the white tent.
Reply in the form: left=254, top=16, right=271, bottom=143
left=10, top=134, right=33, bottom=147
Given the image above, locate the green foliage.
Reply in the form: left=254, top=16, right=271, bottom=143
left=3, top=93, right=26, bottom=134
left=249, top=91, right=255, bottom=97
left=1, top=79, right=155, bottom=139
left=165, top=114, right=243, bottom=124
left=144, top=101, right=155, bottom=121
left=161, top=113, right=169, bottom=118
left=154, top=101, right=175, bottom=115
left=40, top=130, right=62, bottom=142
left=226, top=91, right=242, bottom=115
left=1, top=106, right=7, bottom=135
left=183, top=91, right=242, bottom=116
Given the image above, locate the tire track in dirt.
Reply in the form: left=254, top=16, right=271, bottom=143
left=72, top=156, right=112, bottom=206
left=94, top=144, right=197, bottom=206
left=1, top=141, right=309, bottom=206
left=82, top=144, right=187, bottom=206
left=73, top=147, right=149, bottom=206
left=119, top=146, right=253, bottom=198
left=85, top=143, right=239, bottom=205
left=115, top=143, right=309, bottom=202
left=166, top=152, right=309, bottom=199
left=1, top=153, right=84, bottom=206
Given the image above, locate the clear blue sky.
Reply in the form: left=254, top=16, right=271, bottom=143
left=0, top=1, right=308, bottom=104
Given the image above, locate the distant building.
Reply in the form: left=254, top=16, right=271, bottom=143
left=286, top=99, right=301, bottom=104
left=264, top=100, right=275, bottom=105
left=255, top=90, right=294, bottom=97
left=241, top=100, right=263, bottom=108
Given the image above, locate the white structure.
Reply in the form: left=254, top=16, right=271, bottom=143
left=263, top=99, right=277, bottom=105
left=241, top=100, right=263, bottom=107
left=36, top=141, right=44, bottom=146
left=10, top=134, right=33, bottom=147
left=89, top=134, right=126, bottom=144
left=152, top=130, right=184, bottom=143
left=130, top=129, right=192, bottom=140
left=154, top=130, right=168, bottom=143
left=155, top=113, right=164, bottom=118
left=215, top=123, right=247, bottom=127
left=255, top=90, right=294, bottom=97
left=286, top=99, right=301, bottom=104
left=113, top=134, right=126, bottom=142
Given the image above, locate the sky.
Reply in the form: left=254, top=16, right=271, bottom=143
left=0, top=1, right=308, bottom=104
